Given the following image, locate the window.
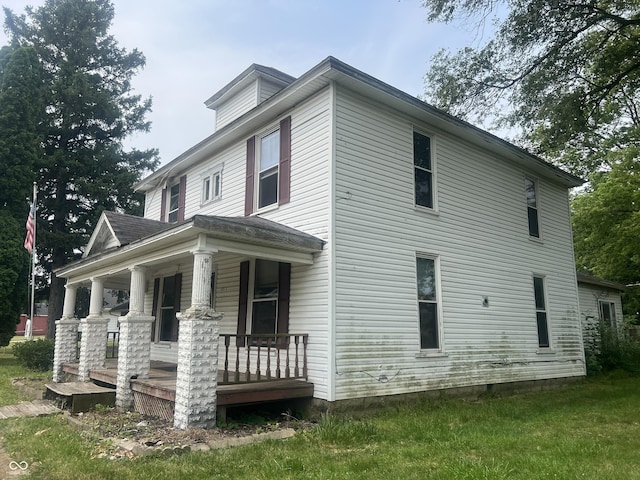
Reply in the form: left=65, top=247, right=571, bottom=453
left=252, top=259, right=279, bottom=334
left=236, top=260, right=291, bottom=346
left=167, top=184, right=180, bottom=223
left=161, top=175, right=186, bottom=223
left=258, top=131, right=280, bottom=209
left=244, top=116, right=291, bottom=216
left=533, top=276, right=550, bottom=348
left=525, top=178, right=540, bottom=238
left=202, top=171, right=221, bottom=204
left=414, top=131, right=433, bottom=209
left=151, top=274, right=182, bottom=343
left=416, top=256, right=440, bottom=350
left=599, top=300, right=617, bottom=330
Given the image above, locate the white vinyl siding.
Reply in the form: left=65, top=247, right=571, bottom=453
left=215, top=81, right=259, bottom=131
left=578, top=282, right=624, bottom=337
left=144, top=88, right=332, bottom=399
left=259, top=79, right=285, bottom=103
left=333, top=85, right=583, bottom=401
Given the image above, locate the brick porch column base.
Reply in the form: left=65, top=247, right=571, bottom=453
left=173, top=306, right=223, bottom=430
left=52, top=317, right=80, bottom=383
left=78, top=316, right=109, bottom=382
left=116, top=314, right=154, bottom=411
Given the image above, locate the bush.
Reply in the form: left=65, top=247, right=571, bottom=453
left=584, top=321, right=640, bottom=375
left=12, top=339, right=55, bottom=371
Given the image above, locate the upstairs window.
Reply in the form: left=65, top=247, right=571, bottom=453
left=202, top=170, right=221, bottom=204
left=160, top=175, right=186, bottom=223
left=414, top=131, right=433, bottom=209
left=168, top=184, right=180, bottom=222
left=533, top=275, right=550, bottom=348
left=258, top=130, right=280, bottom=209
left=525, top=178, right=540, bottom=238
left=245, top=116, right=291, bottom=216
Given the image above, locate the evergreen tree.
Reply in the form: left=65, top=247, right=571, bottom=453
left=0, top=211, right=29, bottom=346
left=3, top=0, right=159, bottom=337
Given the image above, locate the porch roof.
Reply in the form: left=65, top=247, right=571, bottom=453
left=56, top=213, right=325, bottom=282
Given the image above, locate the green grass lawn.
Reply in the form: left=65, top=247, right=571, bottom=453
left=0, top=350, right=639, bottom=479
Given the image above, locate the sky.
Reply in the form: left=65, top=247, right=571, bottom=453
left=0, top=0, right=493, bottom=167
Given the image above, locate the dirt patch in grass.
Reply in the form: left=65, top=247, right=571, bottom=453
left=69, top=408, right=313, bottom=459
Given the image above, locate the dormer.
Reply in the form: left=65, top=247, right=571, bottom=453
left=205, top=64, right=295, bottom=132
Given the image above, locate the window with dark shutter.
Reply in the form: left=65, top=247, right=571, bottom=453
left=244, top=116, right=291, bottom=214
left=236, top=260, right=291, bottom=348
left=279, top=116, right=291, bottom=205
left=177, top=175, right=186, bottom=221
left=277, top=262, right=291, bottom=347
left=160, top=189, right=167, bottom=222
left=156, top=273, right=182, bottom=342
left=236, top=260, right=250, bottom=346
left=245, top=138, right=255, bottom=216
left=151, top=278, right=160, bottom=341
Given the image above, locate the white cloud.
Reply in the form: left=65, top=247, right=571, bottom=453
left=1, top=0, right=483, bottom=166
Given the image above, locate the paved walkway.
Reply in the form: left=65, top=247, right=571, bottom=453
left=0, top=400, right=61, bottom=476
left=0, top=400, right=60, bottom=419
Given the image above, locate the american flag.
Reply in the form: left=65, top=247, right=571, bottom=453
left=24, top=203, right=35, bottom=253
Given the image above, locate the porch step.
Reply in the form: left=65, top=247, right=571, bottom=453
left=44, top=382, right=116, bottom=413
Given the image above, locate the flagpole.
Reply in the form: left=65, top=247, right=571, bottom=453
left=26, top=183, right=37, bottom=340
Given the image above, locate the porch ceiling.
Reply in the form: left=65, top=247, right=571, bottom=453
left=56, top=214, right=325, bottom=284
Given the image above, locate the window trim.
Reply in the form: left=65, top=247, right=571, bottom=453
left=161, top=175, right=186, bottom=223
left=525, top=176, right=541, bottom=239
left=532, top=274, right=551, bottom=349
left=416, top=253, right=444, bottom=353
left=598, top=300, right=617, bottom=330
left=236, top=259, right=291, bottom=348
left=244, top=116, right=291, bottom=216
left=151, top=273, right=182, bottom=343
left=256, top=128, right=280, bottom=211
left=413, top=128, right=437, bottom=212
left=167, top=183, right=180, bottom=223
left=201, top=166, right=223, bottom=206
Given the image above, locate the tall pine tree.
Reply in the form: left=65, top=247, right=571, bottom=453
left=3, top=0, right=158, bottom=337
left=0, top=44, right=46, bottom=343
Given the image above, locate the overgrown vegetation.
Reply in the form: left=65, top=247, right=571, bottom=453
left=11, top=338, right=54, bottom=371
left=584, top=321, right=640, bottom=375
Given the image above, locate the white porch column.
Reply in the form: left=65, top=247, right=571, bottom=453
left=116, top=266, right=154, bottom=411
left=53, top=283, right=80, bottom=382
left=174, top=245, right=223, bottom=429
left=78, top=277, right=109, bottom=382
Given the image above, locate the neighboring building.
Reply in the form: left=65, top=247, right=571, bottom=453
left=52, top=57, right=585, bottom=429
left=577, top=272, right=625, bottom=333
left=16, top=314, right=48, bottom=336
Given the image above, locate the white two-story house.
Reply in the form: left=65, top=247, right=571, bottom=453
left=52, top=57, right=585, bottom=429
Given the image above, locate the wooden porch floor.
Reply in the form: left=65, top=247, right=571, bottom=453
left=62, top=361, right=314, bottom=410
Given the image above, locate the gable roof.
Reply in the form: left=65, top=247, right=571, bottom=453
left=83, top=211, right=171, bottom=258
left=135, top=56, right=583, bottom=193
left=576, top=272, right=626, bottom=292
left=60, top=214, right=324, bottom=278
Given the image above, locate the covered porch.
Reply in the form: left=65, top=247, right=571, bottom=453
left=59, top=332, right=312, bottom=422
left=52, top=213, right=324, bottom=429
